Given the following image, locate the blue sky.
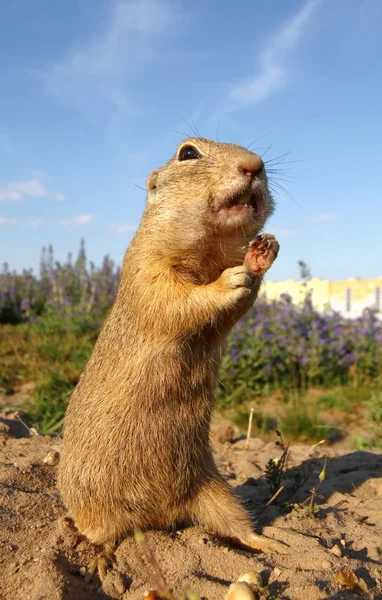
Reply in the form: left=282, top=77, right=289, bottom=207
left=1, top=0, right=381, bottom=282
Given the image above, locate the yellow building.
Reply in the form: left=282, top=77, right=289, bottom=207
left=261, top=277, right=382, bottom=317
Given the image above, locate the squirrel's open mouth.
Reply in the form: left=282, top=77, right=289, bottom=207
left=217, top=187, right=263, bottom=218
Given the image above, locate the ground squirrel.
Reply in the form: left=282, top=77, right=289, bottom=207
left=58, top=137, right=283, bottom=579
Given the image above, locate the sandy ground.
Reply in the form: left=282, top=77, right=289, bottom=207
left=0, top=413, right=381, bottom=600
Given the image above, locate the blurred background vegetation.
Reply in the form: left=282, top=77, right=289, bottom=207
left=1, top=240, right=381, bottom=449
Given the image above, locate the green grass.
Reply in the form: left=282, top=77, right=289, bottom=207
left=1, top=318, right=381, bottom=445
left=280, top=405, right=333, bottom=443
left=30, top=375, right=73, bottom=434
left=0, top=317, right=96, bottom=434
left=232, top=407, right=277, bottom=435
left=356, top=391, right=382, bottom=450
left=317, top=387, right=354, bottom=411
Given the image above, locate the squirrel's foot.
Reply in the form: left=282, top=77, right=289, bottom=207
left=84, top=542, right=116, bottom=582
left=233, top=532, right=288, bottom=555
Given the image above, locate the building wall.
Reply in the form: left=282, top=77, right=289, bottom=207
left=261, top=277, right=382, bottom=318
left=329, top=278, right=382, bottom=318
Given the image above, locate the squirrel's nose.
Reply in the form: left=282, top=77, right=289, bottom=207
left=238, top=153, right=264, bottom=178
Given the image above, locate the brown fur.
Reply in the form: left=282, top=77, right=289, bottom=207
left=58, top=138, right=284, bottom=571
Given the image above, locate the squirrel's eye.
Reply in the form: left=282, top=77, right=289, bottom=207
left=178, top=145, right=201, bottom=161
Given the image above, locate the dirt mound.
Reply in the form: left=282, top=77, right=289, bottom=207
left=0, top=413, right=381, bottom=600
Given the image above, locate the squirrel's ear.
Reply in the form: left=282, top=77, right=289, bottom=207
left=146, top=170, right=159, bottom=202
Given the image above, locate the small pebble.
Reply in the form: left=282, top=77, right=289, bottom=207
left=30, top=427, right=41, bottom=436
left=43, top=450, right=60, bottom=466
left=330, top=545, right=342, bottom=557
left=273, top=567, right=281, bottom=577
left=79, top=566, right=87, bottom=577
left=225, top=582, right=255, bottom=600
left=237, top=572, right=263, bottom=589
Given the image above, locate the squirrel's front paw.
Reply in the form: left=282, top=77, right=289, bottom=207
left=217, top=265, right=257, bottom=298
left=244, top=234, right=279, bottom=274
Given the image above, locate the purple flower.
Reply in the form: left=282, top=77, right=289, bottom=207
left=20, top=298, right=30, bottom=310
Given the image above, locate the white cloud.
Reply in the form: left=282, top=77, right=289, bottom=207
left=60, top=214, right=94, bottom=226
left=114, top=223, right=137, bottom=234
left=0, top=217, right=17, bottom=226
left=0, top=178, right=65, bottom=202
left=0, top=217, right=46, bottom=227
left=39, top=0, right=184, bottom=123
left=0, top=214, right=94, bottom=227
left=0, top=179, right=47, bottom=201
left=218, top=0, right=320, bottom=115
left=311, top=213, right=338, bottom=223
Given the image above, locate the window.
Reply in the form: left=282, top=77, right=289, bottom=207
left=376, top=287, right=381, bottom=312
left=345, top=288, right=351, bottom=312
